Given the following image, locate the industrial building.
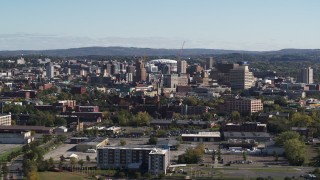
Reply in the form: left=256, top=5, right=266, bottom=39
left=0, top=125, right=54, bottom=134
left=181, top=132, right=221, bottom=142
left=75, top=137, right=108, bottom=152
left=0, top=131, right=33, bottom=144
left=223, top=132, right=271, bottom=142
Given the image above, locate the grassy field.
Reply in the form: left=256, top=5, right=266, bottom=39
left=0, top=146, right=22, bottom=162
left=38, top=172, right=92, bottom=180
left=306, top=144, right=320, bottom=166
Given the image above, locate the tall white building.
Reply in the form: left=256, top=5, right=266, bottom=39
left=177, top=60, right=187, bottom=74
left=300, top=67, right=313, bottom=84
left=46, top=63, right=54, bottom=79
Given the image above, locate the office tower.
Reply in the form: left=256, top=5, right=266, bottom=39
left=125, top=73, right=133, bottom=82
left=119, top=63, right=126, bottom=73
left=46, top=63, right=54, bottom=79
left=300, top=67, right=313, bottom=84
left=135, top=59, right=147, bottom=82
left=206, top=57, right=214, bottom=70
left=111, top=63, right=120, bottom=75
left=162, top=64, right=171, bottom=75
left=230, top=65, right=254, bottom=90
left=104, top=63, right=112, bottom=75
left=80, top=69, right=87, bottom=76
left=126, top=64, right=136, bottom=74
left=177, top=60, right=187, bottom=74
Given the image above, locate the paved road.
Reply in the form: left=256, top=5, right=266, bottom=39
left=184, top=164, right=315, bottom=179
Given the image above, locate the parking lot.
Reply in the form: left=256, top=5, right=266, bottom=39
left=44, top=144, right=97, bottom=162
left=44, top=137, right=157, bottom=162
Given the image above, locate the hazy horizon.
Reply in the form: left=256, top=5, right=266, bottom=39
left=1, top=0, right=319, bottom=51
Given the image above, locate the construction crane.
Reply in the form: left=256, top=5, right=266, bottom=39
left=177, top=41, right=186, bottom=61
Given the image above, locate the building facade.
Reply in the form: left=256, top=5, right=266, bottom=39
left=97, top=146, right=169, bottom=175
left=229, top=65, right=254, bottom=90
left=299, top=67, right=313, bottom=84
left=181, top=132, right=221, bottom=142
left=222, top=98, right=263, bottom=115
left=0, top=114, right=11, bottom=126
left=177, top=60, right=187, bottom=74
left=0, top=131, right=33, bottom=144
left=135, top=59, right=147, bottom=82
left=46, top=63, right=54, bottom=79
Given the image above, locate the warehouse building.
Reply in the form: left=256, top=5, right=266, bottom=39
left=0, top=131, right=34, bottom=144
left=181, top=132, right=221, bottom=142
left=76, top=137, right=108, bottom=152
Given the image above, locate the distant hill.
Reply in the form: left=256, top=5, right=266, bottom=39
left=0, top=46, right=319, bottom=57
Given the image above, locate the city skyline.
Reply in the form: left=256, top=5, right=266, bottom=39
left=0, top=0, right=319, bottom=51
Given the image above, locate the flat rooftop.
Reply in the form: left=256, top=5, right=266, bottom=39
left=98, top=145, right=158, bottom=151
left=181, top=131, right=220, bottom=137
left=149, top=148, right=168, bottom=155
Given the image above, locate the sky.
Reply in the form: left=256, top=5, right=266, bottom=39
left=0, top=0, right=319, bottom=51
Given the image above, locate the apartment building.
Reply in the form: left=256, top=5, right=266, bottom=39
left=97, top=146, right=169, bottom=175
left=0, top=114, right=11, bottom=126
left=222, top=97, right=263, bottom=115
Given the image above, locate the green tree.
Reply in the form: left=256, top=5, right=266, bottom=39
left=156, top=129, right=167, bottom=137
left=120, top=139, right=126, bottom=146
left=86, top=155, right=90, bottom=162
left=60, top=155, right=65, bottom=162
left=148, top=137, right=158, bottom=145
left=134, top=172, right=141, bottom=179
left=202, top=113, right=213, bottom=121
left=56, top=134, right=67, bottom=143
left=42, top=134, right=53, bottom=143
left=178, top=144, right=205, bottom=164
left=242, top=152, right=247, bottom=161
left=78, top=159, right=84, bottom=168
left=217, top=149, right=221, bottom=161
left=212, top=151, right=216, bottom=162
left=284, top=138, right=306, bottom=165
left=1, top=164, right=9, bottom=179
left=291, top=112, right=313, bottom=127
left=54, top=117, right=67, bottom=126
left=183, top=96, right=199, bottom=106
left=135, top=111, right=151, bottom=126
left=231, top=111, right=241, bottom=122
left=276, top=131, right=300, bottom=146
left=48, top=157, right=55, bottom=169
left=70, top=157, right=77, bottom=166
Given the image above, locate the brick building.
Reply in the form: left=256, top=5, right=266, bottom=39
left=221, top=97, right=263, bottom=115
